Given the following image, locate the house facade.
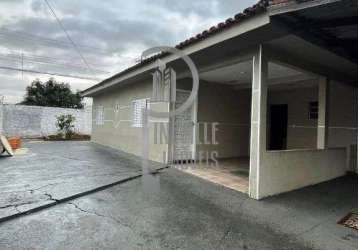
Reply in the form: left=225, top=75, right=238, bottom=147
left=82, top=0, right=358, bottom=199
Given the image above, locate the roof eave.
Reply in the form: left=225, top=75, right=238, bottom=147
left=81, top=12, right=271, bottom=97
left=268, top=0, right=340, bottom=16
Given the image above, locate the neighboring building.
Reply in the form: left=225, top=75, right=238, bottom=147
left=82, top=0, right=358, bottom=199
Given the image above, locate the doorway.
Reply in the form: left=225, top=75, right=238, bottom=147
left=269, top=104, right=288, bottom=150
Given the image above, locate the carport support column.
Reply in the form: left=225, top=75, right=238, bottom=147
left=317, top=77, right=330, bottom=150
left=249, top=45, right=268, bottom=200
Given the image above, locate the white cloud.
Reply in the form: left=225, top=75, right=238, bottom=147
left=0, top=0, right=257, bottom=103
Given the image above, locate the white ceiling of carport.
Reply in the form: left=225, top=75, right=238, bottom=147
left=199, top=60, right=314, bottom=85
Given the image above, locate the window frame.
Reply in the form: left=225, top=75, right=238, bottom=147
left=308, top=101, right=318, bottom=120
left=131, top=98, right=148, bottom=128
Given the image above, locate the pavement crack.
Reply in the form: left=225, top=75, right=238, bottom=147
left=68, top=202, right=123, bottom=225
left=44, top=193, right=59, bottom=202
left=0, top=201, right=37, bottom=211
left=37, top=152, right=89, bottom=163
left=13, top=206, right=21, bottom=213
left=295, top=220, right=326, bottom=237
left=0, top=168, right=168, bottom=224
left=0, top=205, right=13, bottom=209
left=28, top=183, right=62, bottom=193
left=217, top=226, right=232, bottom=248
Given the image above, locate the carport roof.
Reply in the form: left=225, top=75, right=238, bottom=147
left=84, top=0, right=356, bottom=96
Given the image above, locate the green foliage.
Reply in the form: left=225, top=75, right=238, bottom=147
left=21, top=78, right=84, bottom=109
left=56, top=114, right=76, bottom=139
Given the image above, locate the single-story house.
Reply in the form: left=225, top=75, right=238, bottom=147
left=82, top=0, right=358, bottom=199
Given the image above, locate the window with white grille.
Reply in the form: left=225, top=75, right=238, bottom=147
left=132, top=99, right=147, bottom=128
left=309, top=101, right=318, bottom=120
left=96, top=106, right=104, bottom=125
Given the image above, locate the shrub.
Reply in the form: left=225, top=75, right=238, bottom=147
left=56, top=114, right=76, bottom=139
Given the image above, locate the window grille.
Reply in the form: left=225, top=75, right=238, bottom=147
left=132, top=99, right=147, bottom=127
left=309, top=101, right=318, bottom=120
left=96, top=106, right=104, bottom=125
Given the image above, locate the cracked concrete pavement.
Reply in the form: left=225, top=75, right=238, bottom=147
left=0, top=141, right=163, bottom=221
left=0, top=166, right=358, bottom=249
left=1, top=141, right=358, bottom=249
left=0, top=168, right=309, bottom=250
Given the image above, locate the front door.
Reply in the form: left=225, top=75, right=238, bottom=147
left=269, top=104, right=288, bottom=150
left=172, top=90, right=195, bottom=163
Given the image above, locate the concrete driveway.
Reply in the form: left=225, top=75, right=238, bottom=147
left=0, top=167, right=358, bottom=249
left=1, top=141, right=358, bottom=249
left=0, top=141, right=163, bottom=220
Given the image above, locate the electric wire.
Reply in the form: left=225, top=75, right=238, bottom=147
left=44, top=0, right=95, bottom=75
left=0, top=65, right=101, bottom=80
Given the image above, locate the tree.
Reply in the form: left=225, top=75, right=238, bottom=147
left=21, top=78, right=84, bottom=109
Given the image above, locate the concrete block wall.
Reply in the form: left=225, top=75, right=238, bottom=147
left=0, top=104, right=92, bottom=138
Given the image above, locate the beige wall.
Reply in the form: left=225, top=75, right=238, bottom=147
left=268, top=81, right=358, bottom=150
left=328, top=81, right=358, bottom=148
left=259, top=148, right=346, bottom=198
left=93, top=78, right=253, bottom=163
left=92, top=80, right=169, bottom=163
left=196, top=82, right=251, bottom=159
left=256, top=80, right=358, bottom=198
left=268, top=84, right=318, bottom=149
left=91, top=75, right=357, bottom=197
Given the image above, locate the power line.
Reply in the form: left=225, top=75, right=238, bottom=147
left=0, top=56, right=107, bottom=75
left=44, top=0, right=95, bottom=75
left=0, top=52, right=109, bottom=74
left=0, top=65, right=101, bottom=81
left=0, top=51, right=106, bottom=68
left=0, top=28, right=110, bottom=55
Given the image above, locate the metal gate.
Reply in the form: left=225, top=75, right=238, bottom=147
left=172, top=89, right=196, bottom=162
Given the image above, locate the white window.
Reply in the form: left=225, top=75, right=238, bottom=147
left=132, top=99, right=147, bottom=128
left=309, top=101, right=318, bottom=120
left=114, top=102, right=120, bottom=113
left=96, top=106, right=104, bottom=125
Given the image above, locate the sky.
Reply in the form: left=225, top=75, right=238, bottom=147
left=0, top=0, right=257, bottom=104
